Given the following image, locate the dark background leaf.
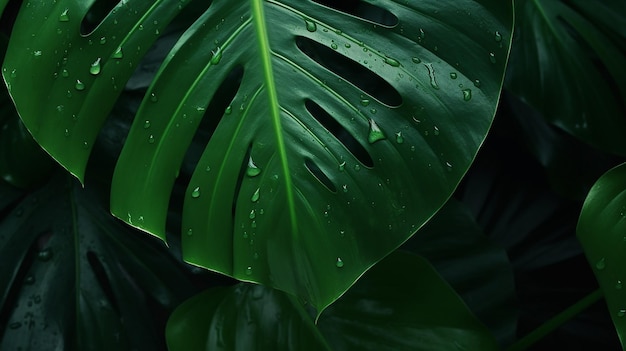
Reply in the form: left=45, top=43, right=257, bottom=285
left=166, top=251, right=498, bottom=351
left=0, top=174, right=201, bottom=351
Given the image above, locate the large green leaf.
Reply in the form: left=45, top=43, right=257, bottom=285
left=2, top=0, right=513, bottom=311
left=577, top=162, right=626, bottom=348
left=166, top=251, right=498, bottom=351
left=0, top=175, right=197, bottom=351
left=506, top=0, right=626, bottom=156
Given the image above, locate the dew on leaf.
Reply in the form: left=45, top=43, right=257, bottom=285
left=384, top=56, right=400, bottom=67
left=450, top=72, right=457, bottom=79
left=462, top=88, right=472, bottom=101
left=112, top=47, right=123, bottom=59
left=368, top=119, right=386, bottom=144
left=75, top=80, right=85, bottom=91
left=37, top=249, right=53, bottom=261
left=211, top=47, right=222, bottom=64
left=245, top=266, right=253, bottom=276
left=249, top=209, right=256, bottom=220
left=338, top=161, right=346, bottom=172
left=89, top=58, right=101, bottom=75
left=336, top=257, right=344, bottom=268
left=59, top=8, right=69, bottom=22
left=411, top=57, right=421, bottom=64
left=191, top=187, right=201, bottom=198
left=489, top=52, right=496, bottom=64
left=596, top=258, right=606, bottom=270
left=251, top=188, right=260, bottom=202
left=246, top=156, right=261, bottom=177
left=494, top=31, right=502, bottom=42
left=395, top=131, right=404, bottom=144
left=424, top=63, right=439, bottom=90
left=304, top=18, right=322, bottom=31
left=143, top=120, right=151, bottom=129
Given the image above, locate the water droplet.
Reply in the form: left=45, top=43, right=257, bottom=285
left=251, top=188, right=260, bottom=202
left=143, top=120, right=151, bottom=129
left=462, top=88, right=472, bottom=101
left=411, top=57, right=421, bottom=64
left=112, top=47, right=123, bottom=59
left=354, top=164, right=361, bottom=171
left=245, top=266, right=253, bottom=275
left=342, top=184, right=348, bottom=193
left=225, top=105, right=232, bottom=115
left=83, top=141, right=89, bottom=149
left=418, top=28, right=425, bottom=40
left=148, top=135, right=156, bottom=144
left=64, top=128, right=70, bottom=137
left=24, top=275, right=35, bottom=284
left=150, top=92, right=158, bottom=102
left=433, top=126, right=440, bottom=135
left=616, top=280, right=623, bottom=290
left=425, top=63, right=439, bottom=90
left=186, top=228, right=193, bottom=236
left=249, top=210, right=256, bottom=219
left=473, top=79, right=481, bottom=88
left=246, top=156, right=261, bottom=177
left=395, top=131, right=404, bottom=144
left=384, top=56, right=400, bottom=67
left=75, top=80, right=85, bottom=91
left=494, top=31, right=502, bottom=42
left=339, top=230, right=345, bottom=237
left=330, top=42, right=338, bottom=50
left=368, top=119, right=386, bottom=144
left=59, top=8, right=69, bottom=22
left=10, top=69, right=17, bottom=78
left=89, top=58, right=101, bottom=75
left=211, top=47, right=222, bottom=64
left=37, top=249, right=53, bottom=261
left=60, top=68, right=69, bottom=78
left=446, top=161, right=453, bottom=168
left=338, top=161, right=346, bottom=171
left=360, top=99, right=370, bottom=106
left=489, top=52, right=496, bottom=64
left=344, top=43, right=351, bottom=48
left=191, top=187, right=201, bottom=198
left=450, top=72, right=457, bottom=79
left=336, top=257, right=344, bottom=268
left=596, top=258, right=606, bottom=270
left=251, top=220, right=257, bottom=228
left=305, top=19, right=317, bottom=32
left=618, top=309, right=626, bottom=318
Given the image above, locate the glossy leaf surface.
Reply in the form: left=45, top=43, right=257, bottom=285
left=0, top=175, right=196, bottom=350
left=506, top=0, right=626, bottom=156
left=577, top=162, right=626, bottom=348
left=2, top=0, right=513, bottom=311
left=166, top=251, right=498, bottom=351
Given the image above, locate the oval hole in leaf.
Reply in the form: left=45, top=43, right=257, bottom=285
left=81, top=0, right=119, bottom=35
left=312, top=0, right=399, bottom=27
left=304, top=99, right=373, bottom=167
left=296, top=37, right=402, bottom=107
left=86, top=251, right=120, bottom=313
left=304, top=158, right=337, bottom=193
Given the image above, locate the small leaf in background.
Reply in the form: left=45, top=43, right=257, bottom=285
left=402, top=199, right=517, bottom=346
left=0, top=175, right=197, bottom=350
left=577, top=162, right=626, bottom=348
left=166, top=251, right=498, bottom=351
left=506, top=0, right=626, bottom=156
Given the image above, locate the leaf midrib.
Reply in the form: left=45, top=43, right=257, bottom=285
left=251, top=0, right=298, bottom=236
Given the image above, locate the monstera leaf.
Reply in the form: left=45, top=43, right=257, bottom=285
left=2, top=0, right=513, bottom=311
left=0, top=175, right=197, bottom=350
left=577, top=162, right=626, bottom=348
left=166, top=252, right=499, bottom=351
left=506, top=0, right=626, bottom=156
